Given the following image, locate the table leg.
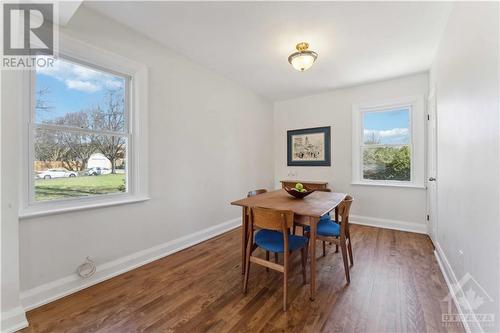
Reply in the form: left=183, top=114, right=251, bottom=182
left=309, top=216, right=318, bottom=300
left=241, top=207, right=248, bottom=275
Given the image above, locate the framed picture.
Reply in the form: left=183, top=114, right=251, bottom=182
left=287, top=126, right=331, bottom=166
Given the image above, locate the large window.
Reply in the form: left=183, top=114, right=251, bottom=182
left=352, top=97, right=425, bottom=187
left=31, top=56, right=130, bottom=202
left=21, top=37, right=148, bottom=217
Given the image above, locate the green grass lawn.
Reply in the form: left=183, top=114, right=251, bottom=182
left=35, top=174, right=126, bottom=201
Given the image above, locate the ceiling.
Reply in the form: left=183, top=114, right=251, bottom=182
left=84, top=1, right=452, bottom=101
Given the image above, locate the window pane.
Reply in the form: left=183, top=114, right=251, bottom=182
left=35, top=57, right=126, bottom=133
left=363, top=108, right=410, bottom=145
left=34, top=129, right=127, bottom=201
left=362, top=146, right=411, bottom=181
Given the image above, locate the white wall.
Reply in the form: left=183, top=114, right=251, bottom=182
left=430, top=2, right=500, bottom=332
left=274, top=73, right=428, bottom=232
left=3, top=6, right=274, bottom=314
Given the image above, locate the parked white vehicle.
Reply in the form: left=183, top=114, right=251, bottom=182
left=38, top=168, right=77, bottom=179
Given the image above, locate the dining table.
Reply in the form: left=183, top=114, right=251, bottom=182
left=231, top=189, right=347, bottom=300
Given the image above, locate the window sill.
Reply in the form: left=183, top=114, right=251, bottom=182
left=351, top=181, right=425, bottom=189
left=19, top=195, right=150, bottom=219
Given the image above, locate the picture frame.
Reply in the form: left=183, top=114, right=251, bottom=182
left=287, top=126, right=331, bottom=166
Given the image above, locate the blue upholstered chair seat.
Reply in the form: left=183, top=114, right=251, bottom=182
left=255, top=230, right=308, bottom=253
left=302, top=213, right=331, bottom=229
left=303, top=213, right=340, bottom=237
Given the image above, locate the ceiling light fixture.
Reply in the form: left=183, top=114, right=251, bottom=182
left=288, top=42, right=318, bottom=72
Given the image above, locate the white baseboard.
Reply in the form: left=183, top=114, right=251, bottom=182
left=20, top=217, right=241, bottom=312
left=1, top=306, right=28, bottom=333
left=350, top=214, right=427, bottom=234
left=434, top=242, right=483, bottom=333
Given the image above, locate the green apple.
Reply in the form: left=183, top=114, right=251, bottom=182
left=300, top=188, right=306, bottom=192
left=295, top=183, right=304, bottom=191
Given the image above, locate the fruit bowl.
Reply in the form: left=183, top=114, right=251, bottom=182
left=284, top=187, right=315, bottom=199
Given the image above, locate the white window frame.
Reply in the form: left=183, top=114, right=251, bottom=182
left=20, top=34, right=149, bottom=218
left=352, top=96, right=425, bottom=188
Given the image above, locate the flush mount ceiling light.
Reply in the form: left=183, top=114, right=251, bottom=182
left=288, top=42, right=318, bottom=72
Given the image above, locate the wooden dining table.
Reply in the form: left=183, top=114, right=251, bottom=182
left=231, top=189, right=347, bottom=300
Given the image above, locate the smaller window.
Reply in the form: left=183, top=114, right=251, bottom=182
left=362, top=108, right=411, bottom=181
left=352, top=97, right=425, bottom=188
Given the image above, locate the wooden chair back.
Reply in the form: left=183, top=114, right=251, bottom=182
left=247, top=189, right=267, bottom=197
left=249, top=207, right=294, bottom=232
left=338, top=195, right=353, bottom=235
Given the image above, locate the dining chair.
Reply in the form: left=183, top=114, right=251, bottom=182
left=247, top=189, right=267, bottom=197
left=304, top=195, right=354, bottom=283
left=243, top=207, right=308, bottom=311
left=293, top=188, right=332, bottom=236
left=246, top=189, right=278, bottom=265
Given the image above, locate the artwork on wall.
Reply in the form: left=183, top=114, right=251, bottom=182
left=287, top=126, right=331, bottom=166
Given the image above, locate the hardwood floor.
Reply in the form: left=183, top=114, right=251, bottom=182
left=20, top=225, right=464, bottom=333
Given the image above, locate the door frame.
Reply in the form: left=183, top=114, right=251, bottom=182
left=426, top=88, right=438, bottom=244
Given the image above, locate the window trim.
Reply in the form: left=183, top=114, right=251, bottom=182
left=20, top=33, right=149, bottom=218
left=351, top=96, right=425, bottom=188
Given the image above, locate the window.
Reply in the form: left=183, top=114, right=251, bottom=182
left=362, top=108, right=411, bottom=181
left=21, top=38, right=149, bottom=217
left=352, top=97, right=425, bottom=187
left=32, top=57, right=129, bottom=202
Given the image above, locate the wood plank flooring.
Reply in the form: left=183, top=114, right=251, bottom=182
left=20, top=225, right=464, bottom=333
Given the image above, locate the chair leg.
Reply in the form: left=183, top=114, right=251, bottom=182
left=304, top=239, right=309, bottom=265
left=301, top=247, right=307, bottom=285
left=243, top=234, right=253, bottom=293
left=265, top=251, right=270, bottom=272
left=292, top=225, right=296, bottom=235
left=347, top=238, right=354, bottom=266
left=283, top=253, right=288, bottom=311
left=275, top=252, right=279, bottom=264
left=340, top=240, right=350, bottom=284
left=322, top=241, right=326, bottom=257
left=335, top=236, right=339, bottom=253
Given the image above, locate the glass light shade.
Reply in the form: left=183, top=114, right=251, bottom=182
left=288, top=51, right=317, bottom=71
